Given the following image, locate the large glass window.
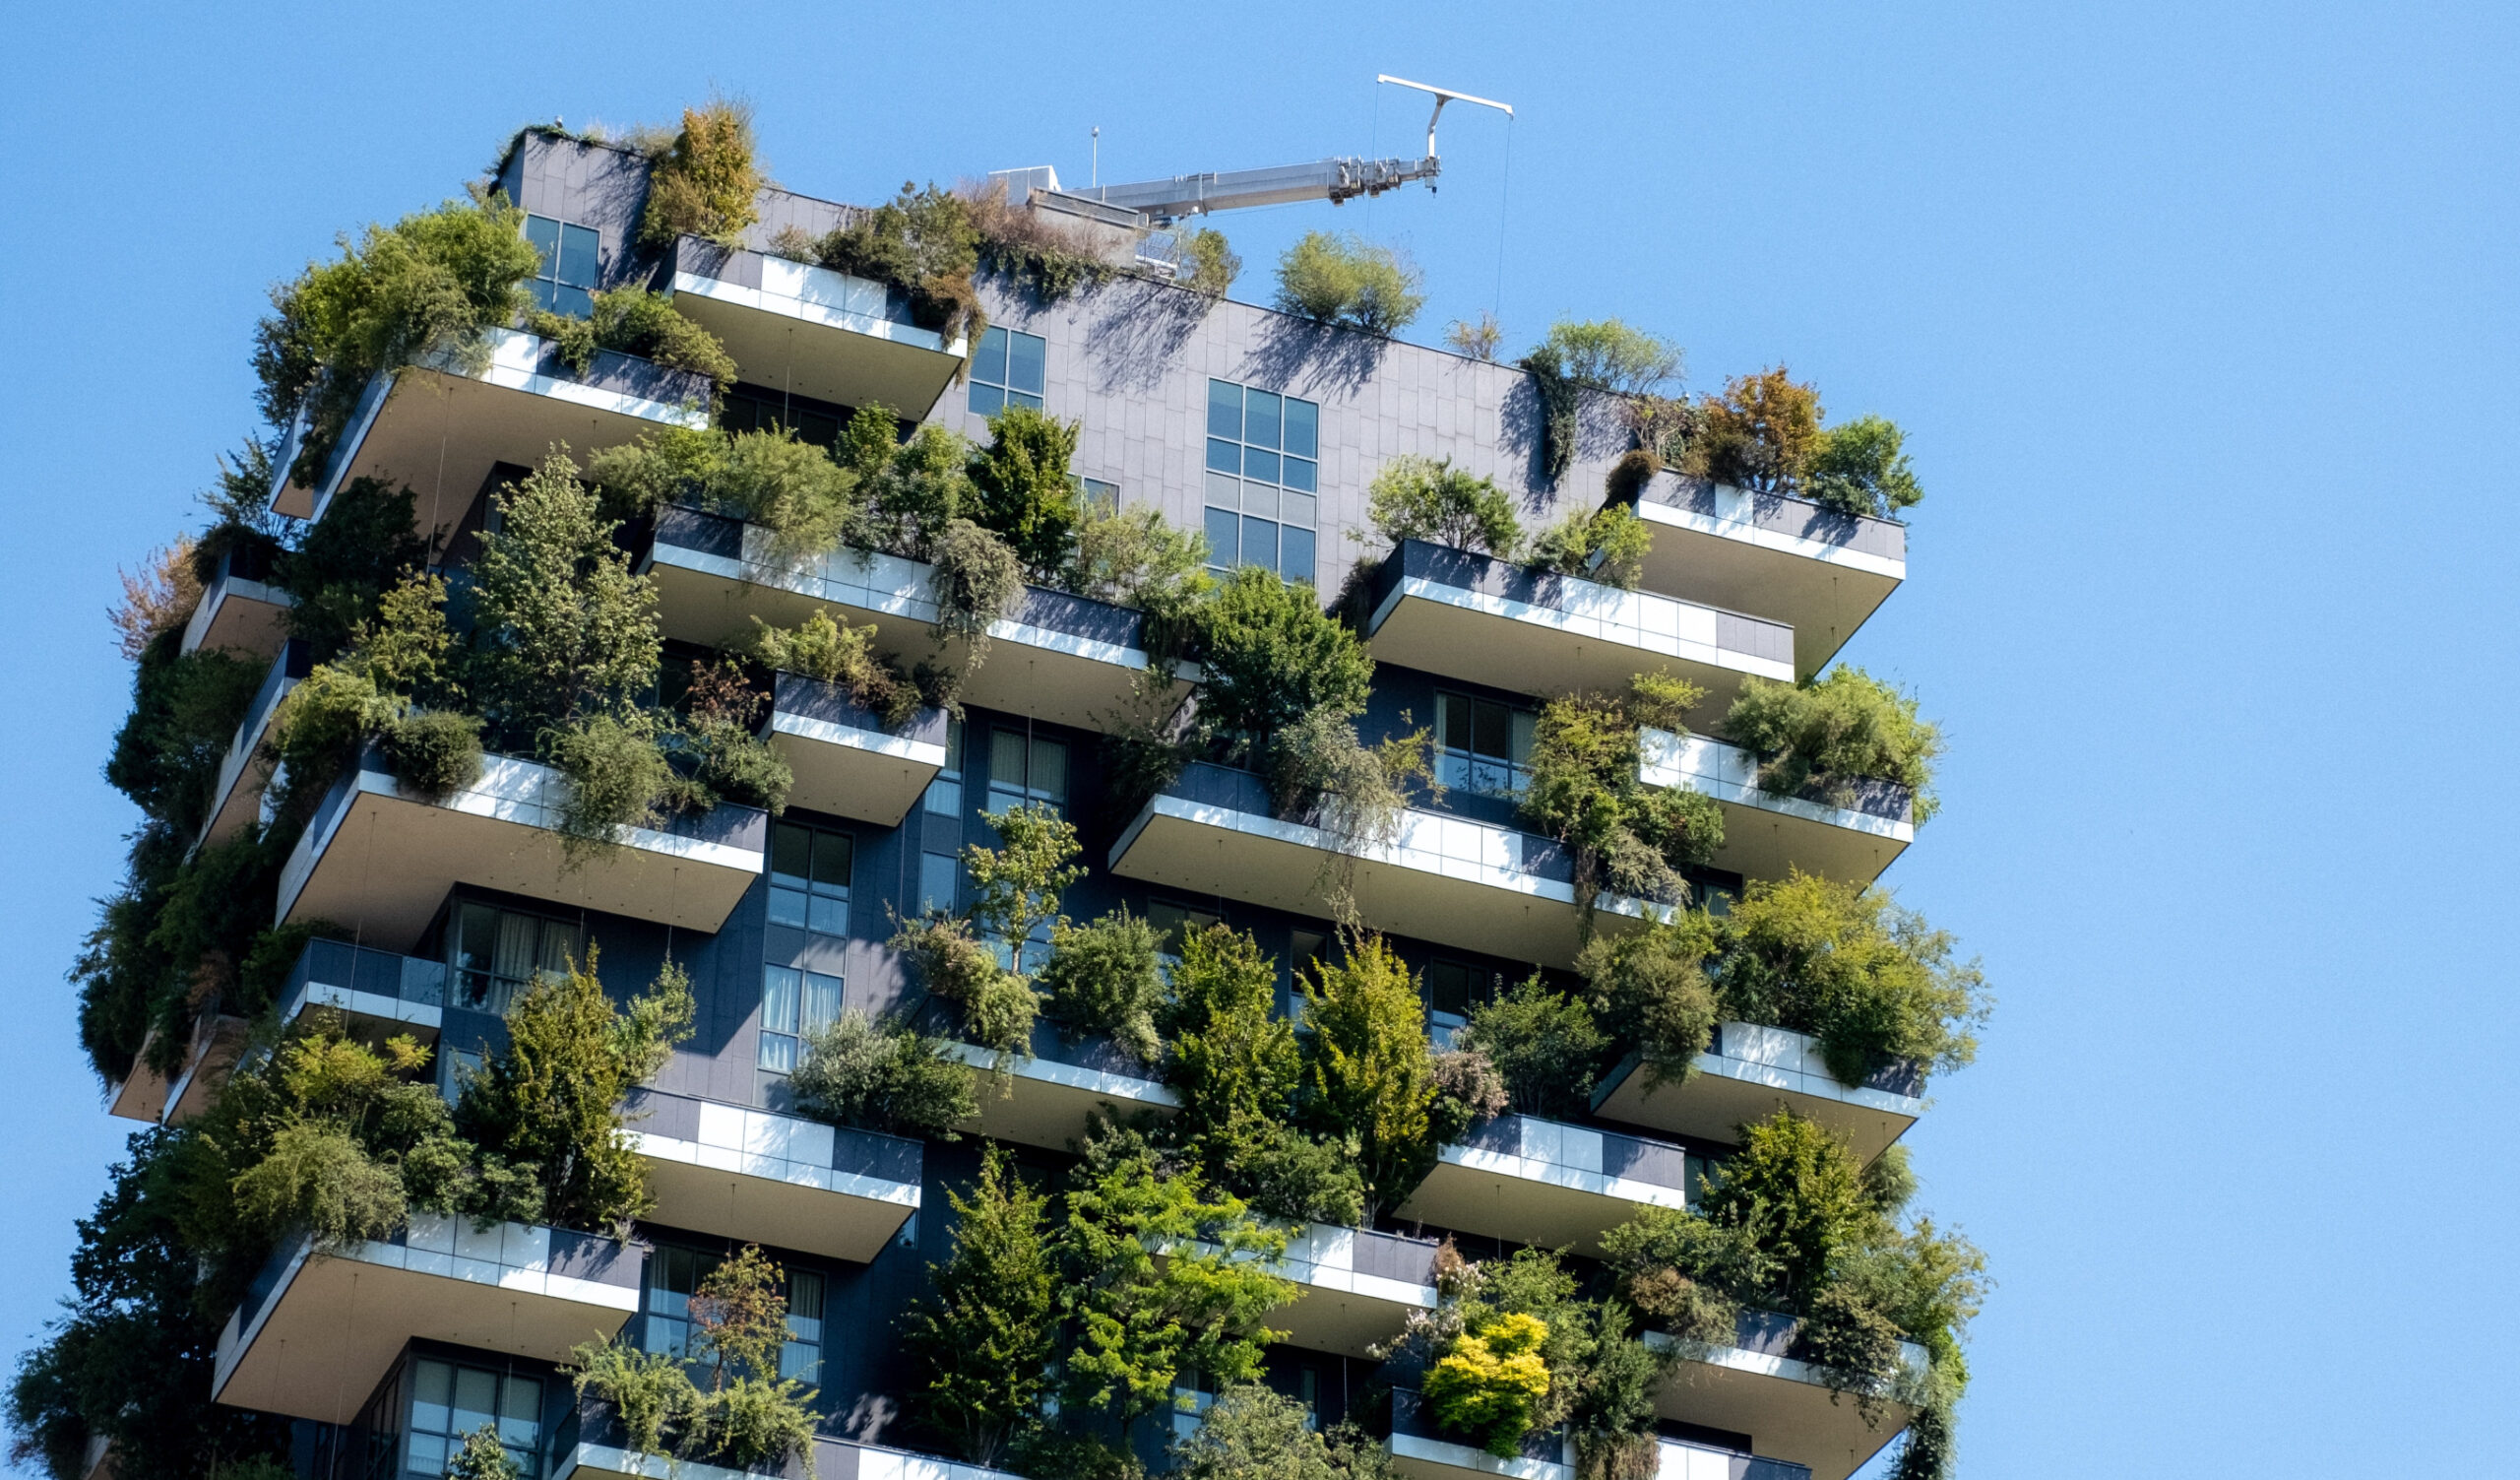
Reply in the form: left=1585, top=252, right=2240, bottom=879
left=769, top=822, right=853, bottom=936
left=1205, top=380, right=1320, bottom=583
left=986, top=731, right=1068, bottom=816
left=1436, top=692, right=1537, bottom=798
left=523, top=215, right=598, bottom=318
left=405, top=1358, right=542, bottom=1480
left=1148, top=900, right=1223, bottom=961
left=969, top=326, right=1045, bottom=416
left=923, top=720, right=966, bottom=816
left=445, top=902, right=580, bottom=1017
left=644, top=1247, right=826, bottom=1383
left=759, top=964, right=844, bottom=1072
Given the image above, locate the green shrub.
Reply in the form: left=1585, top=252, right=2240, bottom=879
left=1181, top=227, right=1241, bottom=297
left=1521, top=680, right=1725, bottom=916
left=380, top=711, right=484, bottom=802
left=1807, top=414, right=1923, bottom=519
left=1458, top=974, right=1607, bottom=1118
left=466, top=453, right=662, bottom=747
left=1171, top=1383, right=1395, bottom=1480
left=105, top=643, right=265, bottom=835
left=1065, top=498, right=1211, bottom=628
left=1446, top=313, right=1504, bottom=361
left=1520, top=348, right=1582, bottom=485
left=1273, top=232, right=1424, bottom=335
left=1714, top=872, right=1987, bottom=1087
left=1574, top=918, right=1719, bottom=1089
left=567, top=1341, right=698, bottom=1465
left=853, top=420, right=976, bottom=560
left=1790, top=1283, right=1908, bottom=1418
left=1600, top=1206, right=1775, bottom=1342
left=277, top=477, right=428, bottom=663
left=894, top=916, right=1036, bottom=1056
left=899, top=1147, right=1056, bottom=1467
left=1530, top=504, right=1652, bottom=590
left=582, top=424, right=722, bottom=523
left=1264, top=707, right=1431, bottom=863
left=694, top=1374, right=818, bottom=1472
left=790, top=1008, right=977, bottom=1139
left=968, top=406, right=1084, bottom=576
left=926, top=518, right=1027, bottom=657
left=1699, top=1111, right=1873, bottom=1307
left=1684, top=367, right=1822, bottom=495
left=1364, top=455, right=1522, bottom=558
left=713, top=428, right=862, bottom=566
left=639, top=99, right=762, bottom=248
left=744, top=612, right=920, bottom=728
left=812, top=183, right=986, bottom=347
left=1429, top=1047, right=1508, bottom=1143
left=1723, top=667, right=1941, bottom=821
left=1037, top=910, right=1164, bottom=1063
left=547, top=713, right=671, bottom=854
left=227, top=1120, right=408, bottom=1252
left=1298, top=934, right=1437, bottom=1220
left=448, top=1427, right=520, bottom=1480
left=530, top=287, right=736, bottom=395
left=1425, top=1312, right=1552, bottom=1456
left=1193, top=567, right=1373, bottom=758
left=1530, top=320, right=1681, bottom=396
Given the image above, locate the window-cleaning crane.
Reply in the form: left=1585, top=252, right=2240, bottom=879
left=991, top=75, right=1512, bottom=240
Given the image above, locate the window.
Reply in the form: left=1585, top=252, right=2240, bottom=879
left=1076, top=477, right=1118, bottom=515
left=986, top=731, right=1068, bottom=816
left=759, top=964, right=844, bottom=1072
left=719, top=384, right=848, bottom=449
left=524, top=215, right=598, bottom=318
left=923, top=720, right=966, bottom=816
left=644, top=1248, right=827, bottom=1383
left=1205, top=379, right=1320, bottom=583
left=404, top=1358, right=542, bottom=1480
left=445, top=902, right=580, bottom=1016
left=1436, top=692, right=1537, bottom=798
left=918, top=852, right=961, bottom=917
left=969, top=326, right=1045, bottom=416
left=1425, top=959, right=1493, bottom=1022
left=1148, top=900, right=1222, bottom=960
left=770, top=822, right=853, bottom=936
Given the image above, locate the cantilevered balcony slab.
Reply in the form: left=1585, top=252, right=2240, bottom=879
left=272, top=327, right=713, bottom=526
left=670, top=238, right=969, bottom=417
left=1109, top=763, right=1664, bottom=971
left=104, top=1029, right=176, bottom=1123
left=627, top=1087, right=920, bottom=1262
left=277, top=937, right=449, bottom=1042
left=1398, top=1114, right=1704, bottom=1255
left=1651, top=1311, right=1928, bottom=1480
left=1362, top=542, right=1794, bottom=729
left=159, top=1012, right=250, bottom=1126
left=1592, top=1024, right=1923, bottom=1163
left=1259, top=1225, right=1439, bottom=1358
left=646, top=505, right=1191, bottom=734
left=558, top=1404, right=1028, bottom=1480
left=277, top=751, right=766, bottom=954
left=180, top=545, right=293, bottom=659
left=197, top=640, right=312, bottom=852
left=212, top=1215, right=641, bottom=1425
left=768, top=672, right=949, bottom=825
left=942, top=1019, right=1178, bottom=1152
left=1627, top=472, right=1906, bottom=678
left=1389, top=1388, right=1570, bottom=1480
left=1639, top=731, right=1911, bottom=887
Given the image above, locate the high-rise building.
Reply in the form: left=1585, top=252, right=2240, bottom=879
left=32, top=110, right=1980, bottom=1480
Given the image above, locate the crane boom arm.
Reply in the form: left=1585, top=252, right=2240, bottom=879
left=1030, top=155, right=1438, bottom=226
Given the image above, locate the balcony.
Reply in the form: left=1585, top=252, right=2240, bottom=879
left=211, top=1214, right=641, bottom=1424
left=1361, top=542, right=1794, bottom=729
left=158, top=1011, right=251, bottom=1126
left=1626, top=471, right=1906, bottom=678
left=1397, top=1114, right=1705, bottom=1255
left=1108, top=763, right=1666, bottom=971
left=668, top=237, right=970, bottom=418
left=1258, top=1224, right=1440, bottom=1358
left=270, top=327, right=713, bottom=526
left=104, top=1028, right=177, bottom=1122
left=1650, top=1310, right=1929, bottom=1480
left=557, top=1400, right=1028, bottom=1480
left=1639, top=730, right=1911, bottom=887
left=276, top=936, right=449, bottom=1041
left=767, top=672, right=950, bottom=825
left=180, top=541, right=293, bottom=659
left=939, top=1017, right=1178, bottom=1152
left=626, top=1087, right=920, bottom=1262
left=1592, top=1023, right=1923, bottom=1164
left=644, top=505, right=1191, bottom=734
left=197, top=639, right=312, bottom=852
left=276, top=747, right=766, bottom=954
left=1388, top=1387, right=1570, bottom=1480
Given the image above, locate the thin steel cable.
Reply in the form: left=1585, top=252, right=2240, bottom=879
left=1494, top=112, right=1515, bottom=320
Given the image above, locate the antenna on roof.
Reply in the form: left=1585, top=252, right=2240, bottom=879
left=1373, top=74, right=1514, bottom=166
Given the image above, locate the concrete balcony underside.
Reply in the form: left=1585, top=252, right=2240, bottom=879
left=1591, top=1024, right=1923, bottom=1163
left=628, top=1087, right=920, bottom=1262
left=181, top=569, right=293, bottom=661
left=646, top=506, right=1191, bottom=736
left=213, top=1216, right=640, bottom=1425
left=1627, top=473, right=1905, bottom=679
left=158, top=1013, right=250, bottom=1126
left=1398, top=1114, right=1699, bottom=1256
left=670, top=237, right=969, bottom=418
left=557, top=1418, right=1027, bottom=1480
left=277, top=754, right=766, bottom=954
left=104, top=1028, right=176, bottom=1123
left=942, top=1019, right=1178, bottom=1151
left=1109, top=764, right=1662, bottom=972
left=767, top=672, right=950, bottom=826
left=1259, top=1224, right=1439, bottom=1358
left=1650, top=1314, right=1927, bottom=1480
left=1641, top=732, right=1911, bottom=887
left=1363, top=542, right=1795, bottom=731
left=271, top=327, right=712, bottom=530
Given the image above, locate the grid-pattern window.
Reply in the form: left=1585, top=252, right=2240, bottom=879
left=1436, top=692, right=1538, bottom=798
left=759, top=964, right=844, bottom=1072
left=644, top=1247, right=827, bottom=1383
left=1076, top=477, right=1118, bottom=515
left=404, top=1358, right=542, bottom=1480
left=986, top=732, right=1068, bottom=816
left=918, top=852, right=961, bottom=917
left=524, top=215, right=598, bottom=318
left=923, top=720, right=966, bottom=816
left=969, top=326, right=1045, bottom=415
left=1425, top=959, right=1494, bottom=1021
left=719, top=385, right=848, bottom=449
left=1148, top=900, right=1222, bottom=960
left=1205, top=380, right=1320, bottom=584
left=770, top=822, right=852, bottom=936
left=445, top=902, right=580, bottom=1016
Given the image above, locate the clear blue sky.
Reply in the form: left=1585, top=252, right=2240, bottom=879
left=3, top=3, right=2513, bottom=1475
